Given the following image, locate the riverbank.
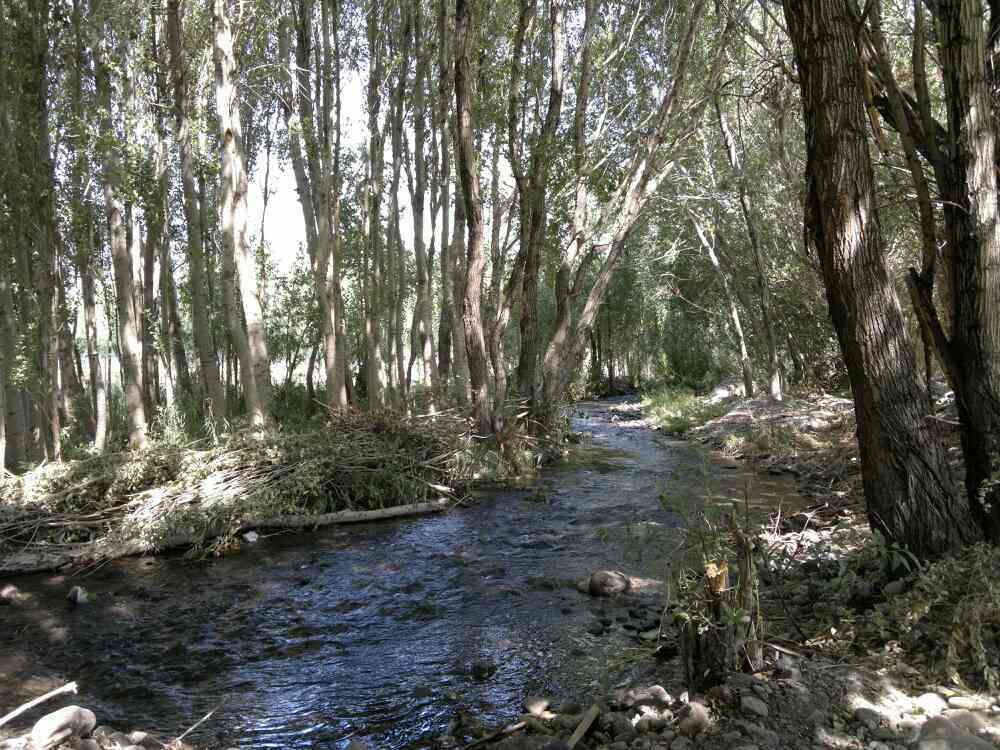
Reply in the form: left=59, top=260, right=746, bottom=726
left=0, top=409, right=497, bottom=575
left=3, top=397, right=997, bottom=749
left=449, top=392, right=1000, bottom=750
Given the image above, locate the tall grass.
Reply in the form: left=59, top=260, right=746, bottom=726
left=642, top=386, right=731, bottom=434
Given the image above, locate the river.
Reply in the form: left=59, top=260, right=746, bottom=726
left=0, top=399, right=802, bottom=749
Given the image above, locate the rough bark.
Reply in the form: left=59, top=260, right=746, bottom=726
left=212, top=0, right=270, bottom=425
left=167, top=0, right=226, bottom=417
left=81, top=223, right=108, bottom=452
left=936, top=0, right=1000, bottom=540
left=455, top=0, right=491, bottom=435
left=28, top=0, right=62, bottom=460
left=95, top=33, right=148, bottom=451
left=409, top=2, right=437, bottom=397
left=782, top=0, right=980, bottom=554
left=436, top=0, right=453, bottom=382
left=364, top=3, right=387, bottom=408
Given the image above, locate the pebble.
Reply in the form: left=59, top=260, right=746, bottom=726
left=524, top=696, right=551, bottom=717
left=587, top=570, right=631, bottom=596
left=813, top=726, right=857, bottom=749
left=66, top=585, right=90, bottom=605
left=30, top=705, right=96, bottom=749
left=677, top=702, right=710, bottom=737
left=618, top=685, right=671, bottom=709
left=741, top=695, right=769, bottom=718
left=670, top=738, right=693, bottom=750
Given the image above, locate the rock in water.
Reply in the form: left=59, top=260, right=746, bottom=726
left=470, top=660, right=498, bottom=680
left=66, top=585, right=90, bottom=605
left=586, top=570, right=631, bottom=597
left=30, top=706, right=96, bottom=749
left=524, top=696, right=551, bottom=717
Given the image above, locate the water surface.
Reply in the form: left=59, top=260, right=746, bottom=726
left=0, top=399, right=802, bottom=748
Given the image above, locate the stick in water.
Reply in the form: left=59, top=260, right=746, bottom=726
left=172, top=701, right=223, bottom=745
left=0, top=681, right=78, bottom=729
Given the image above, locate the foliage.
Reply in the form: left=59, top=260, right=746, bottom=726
left=0, top=409, right=474, bottom=558
left=642, top=386, right=731, bottom=434
left=868, top=543, right=1000, bottom=691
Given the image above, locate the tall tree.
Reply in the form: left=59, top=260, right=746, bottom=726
left=167, top=0, right=226, bottom=418
left=94, top=11, right=148, bottom=450
left=454, top=0, right=490, bottom=434
left=510, top=0, right=566, bottom=404
left=781, top=0, right=980, bottom=554
left=212, top=0, right=271, bottom=425
left=714, top=97, right=783, bottom=400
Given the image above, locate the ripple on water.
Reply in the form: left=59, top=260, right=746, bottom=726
left=0, top=400, right=805, bottom=749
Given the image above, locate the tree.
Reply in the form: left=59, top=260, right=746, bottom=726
left=167, top=0, right=227, bottom=418
left=781, top=0, right=981, bottom=555
left=95, top=7, right=148, bottom=450
left=454, top=0, right=490, bottom=435
left=212, top=0, right=271, bottom=425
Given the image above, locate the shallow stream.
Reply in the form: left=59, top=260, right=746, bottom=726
left=0, top=399, right=802, bottom=749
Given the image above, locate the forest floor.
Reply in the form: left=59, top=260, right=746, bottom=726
left=462, top=389, right=1000, bottom=750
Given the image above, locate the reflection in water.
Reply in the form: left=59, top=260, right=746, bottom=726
left=0, top=400, right=803, bottom=748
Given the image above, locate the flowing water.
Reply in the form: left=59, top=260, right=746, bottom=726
left=0, top=399, right=803, bottom=749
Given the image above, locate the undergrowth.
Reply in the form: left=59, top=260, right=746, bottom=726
left=0, top=409, right=477, bottom=561
left=642, top=386, right=731, bottom=434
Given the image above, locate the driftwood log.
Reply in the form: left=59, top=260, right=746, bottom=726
left=0, top=499, right=450, bottom=575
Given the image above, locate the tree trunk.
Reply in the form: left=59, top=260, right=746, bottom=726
left=782, top=0, right=980, bottom=554
left=455, top=0, right=491, bottom=435
left=0, top=269, right=9, bottom=471
left=510, top=0, right=566, bottom=407
left=81, top=222, right=108, bottom=452
left=692, top=215, right=754, bottom=397
left=96, top=37, right=148, bottom=451
left=715, top=99, right=782, bottom=400
left=28, top=0, right=61, bottom=460
left=364, top=3, right=387, bottom=408
left=409, top=2, right=437, bottom=398
left=167, top=0, right=226, bottom=417
left=935, top=0, right=1000, bottom=541
left=436, top=0, right=453, bottom=384
left=212, top=0, right=270, bottom=426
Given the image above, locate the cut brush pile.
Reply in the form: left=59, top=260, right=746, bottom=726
left=0, top=409, right=474, bottom=574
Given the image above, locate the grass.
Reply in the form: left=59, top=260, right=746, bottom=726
left=641, top=386, right=732, bottom=434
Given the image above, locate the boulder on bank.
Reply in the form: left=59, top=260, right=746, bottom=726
left=30, top=705, right=96, bottom=748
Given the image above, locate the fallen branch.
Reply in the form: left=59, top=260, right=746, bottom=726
left=462, top=720, right=526, bottom=749
left=0, top=681, right=78, bottom=729
left=0, top=499, right=452, bottom=575
left=567, top=704, right=601, bottom=749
